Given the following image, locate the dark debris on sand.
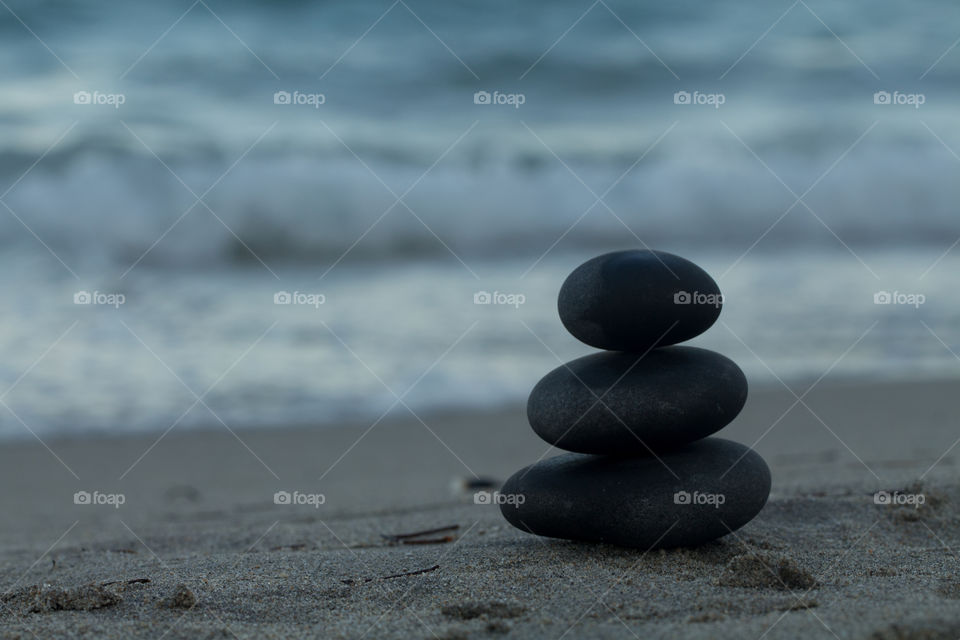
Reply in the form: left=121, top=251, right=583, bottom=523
left=866, top=618, right=960, bottom=640
left=2, top=583, right=122, bottom=614
left=716, top=553, right=816, bottom=590
left=441, top=600, right=527, bottom=620
left=158, top=584, right=197, bottom=609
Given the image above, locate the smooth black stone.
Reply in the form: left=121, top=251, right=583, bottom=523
left=527, top=347, right=747, bottom=454
left=558, top=250, right=722, bottom=351
left=499, top=438, right=770, bottom=549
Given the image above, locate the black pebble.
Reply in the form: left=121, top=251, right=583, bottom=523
left=499, top=438, right=770, bottom=549
left=558, top=250, right=722, bottom=351
left=527, top=347, right=747, bottom=454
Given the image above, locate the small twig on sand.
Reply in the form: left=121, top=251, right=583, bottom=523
left=399, top=536, right=455, bottom=545
left=100, top=578, right=151, bottom=587
left=381, top=525, right=459, bottom=543
left=341, top=564, right=440, bottom=585
left=381, top=565, right=441, bottom=580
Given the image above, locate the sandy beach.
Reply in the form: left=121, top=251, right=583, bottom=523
left=0, top=378, right=957, bottom=639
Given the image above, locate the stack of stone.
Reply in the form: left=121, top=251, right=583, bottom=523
left=500, top=250, right=770, bottom=549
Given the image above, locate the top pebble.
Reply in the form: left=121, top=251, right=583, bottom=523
left=558, top=250, right=722, bottom=351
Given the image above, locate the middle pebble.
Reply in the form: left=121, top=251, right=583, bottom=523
left=528, top=346, right=747, bottom=454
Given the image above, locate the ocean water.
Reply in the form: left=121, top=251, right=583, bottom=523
left=0, top=0, right=958, bottom=437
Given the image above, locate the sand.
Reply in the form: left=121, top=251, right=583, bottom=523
left=0, top=379, right=959, bottom=639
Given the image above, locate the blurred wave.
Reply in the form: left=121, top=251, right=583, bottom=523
left=1, top=0, right=959, bottom=437
left=1, top=135, right=960, bottom=268
left=1, top=0, right=959, bottom=267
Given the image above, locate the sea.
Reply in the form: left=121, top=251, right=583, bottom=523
left=0, top=0, right=958, bottom=438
